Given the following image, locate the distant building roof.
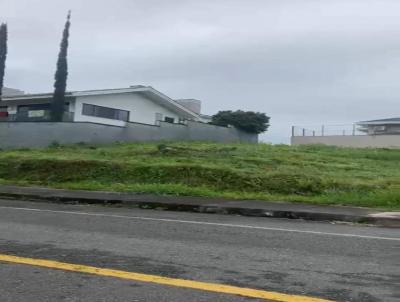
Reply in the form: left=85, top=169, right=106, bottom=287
left=175, top=99, right=201, bottom=114
left=2, top=87, right=25, bottom=96
left=357, top=118, right=400, bottom=125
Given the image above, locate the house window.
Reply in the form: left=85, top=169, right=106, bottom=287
left=82, top=103, right=129, bottom=121
left=18, top=104, right=50, bottom=112
left=164, top=116, right=175, bottom=123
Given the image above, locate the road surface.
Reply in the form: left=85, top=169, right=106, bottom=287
left=0, top=199, right=399, bottom=302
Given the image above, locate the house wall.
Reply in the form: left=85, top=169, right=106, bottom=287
left=365, top=124, right=400, bottom=135
left=73, top=93, right=181, bottom=126
left=0, top=121, right=257, bottom=149
left=291, top=135, right=400, bottom=148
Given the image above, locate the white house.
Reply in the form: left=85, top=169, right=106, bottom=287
left=0, top=85, right=212, bottom=125
left=357, top=117, right=400, bottom=135
left=0, top=85, right=258, bottom=148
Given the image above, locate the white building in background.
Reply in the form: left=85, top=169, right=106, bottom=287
left=2, top=87, right=25, bottom=96
left=291, top=117, right=400, bottom=148
left=0, top=85, right=258, bottom=148
left=0, top=85, right=212, bottom=125
left=357, top=118, right=400, bottom=135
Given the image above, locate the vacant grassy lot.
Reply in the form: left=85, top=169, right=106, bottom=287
left=0, top=142, right=399, bottom=209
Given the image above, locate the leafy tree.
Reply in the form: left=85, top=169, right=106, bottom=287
left=211, top=110, right=270, bottom=134
left=0, top=23, right=7, bottom=102
left=51, top=12, right=71, bottom=121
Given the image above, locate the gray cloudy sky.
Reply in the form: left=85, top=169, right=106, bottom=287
left=1, top=0, right=400, bottom=142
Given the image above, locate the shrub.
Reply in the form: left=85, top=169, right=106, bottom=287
left=211, top=110, right=270, bottom=134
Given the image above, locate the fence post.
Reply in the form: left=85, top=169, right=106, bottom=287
left=302, top=128, right=305, bottom=136
left=343, top=130, right=345, bottom=136
left=352, top=124, right=356, bottom=136
left=313, top=130, right=315, bottom=136
left=291, top=126, right=295, bottom=137
left=321, top=125, right=325, bottom=136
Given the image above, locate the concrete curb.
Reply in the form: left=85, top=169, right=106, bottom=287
left=0, top=185, right=399, bottom=227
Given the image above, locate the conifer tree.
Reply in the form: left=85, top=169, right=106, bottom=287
left=0, top=23, right=8, bottom=102
left=51, top=12, right=71, bottom=121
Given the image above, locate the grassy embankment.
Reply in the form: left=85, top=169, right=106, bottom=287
left=0, top=142, right=399, bottom=209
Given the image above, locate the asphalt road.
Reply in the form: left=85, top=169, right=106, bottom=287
left=0, top=199, right=399, bottom=302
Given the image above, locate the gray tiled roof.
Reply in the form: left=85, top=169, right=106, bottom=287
left=358, top=117, right=400, bottom=124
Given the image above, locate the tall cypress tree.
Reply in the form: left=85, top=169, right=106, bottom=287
left=0, top=23, right=8, bottom=102
left=51, top=12, right=71, bottom=121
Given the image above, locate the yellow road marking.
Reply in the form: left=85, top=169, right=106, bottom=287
left=0, top=254, right=334, bottom=302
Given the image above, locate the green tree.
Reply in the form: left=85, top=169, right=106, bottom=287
left=0, top=23, right=8, bottom=102
left=51, top=12, right=71, bottom=121
left=211, top=110, right=270, bottom=134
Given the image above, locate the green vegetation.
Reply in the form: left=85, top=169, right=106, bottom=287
left=211, top=110, right=270, bottom=134
left=0, top=142, right=399, bottom=209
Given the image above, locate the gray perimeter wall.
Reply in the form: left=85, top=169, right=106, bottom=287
left=291, top=135, right=400, bottom=148
left=0, top=121, right=257, bottom=149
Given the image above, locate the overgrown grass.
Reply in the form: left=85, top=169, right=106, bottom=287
left=0, top=142, right=399, bottom=209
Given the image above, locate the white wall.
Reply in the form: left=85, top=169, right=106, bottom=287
left=291, top=135, right=400, bottom=148
left=73, top=92, right=181, bottom=126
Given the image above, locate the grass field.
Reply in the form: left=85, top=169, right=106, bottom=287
left=0, top=142, right=399, bottom=209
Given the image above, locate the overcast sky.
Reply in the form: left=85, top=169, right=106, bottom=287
left=1, top=0, right=400, bottom=142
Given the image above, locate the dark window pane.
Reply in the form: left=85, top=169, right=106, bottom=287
left=164, top=116, right=174, bottom=123
left=118, top=110, right=129, bottom=121
left=18, top=106, right=29, bottom=112
left=82, top=104, right=95, bottom=116
left=82, top=103, right=129, bottom=121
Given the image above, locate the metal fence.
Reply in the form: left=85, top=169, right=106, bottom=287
left=292, top=124, right=367, bottom=137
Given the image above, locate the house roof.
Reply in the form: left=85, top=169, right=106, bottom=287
left=1, top=86, right=201, bottom=119
left=2, top=87, right=25, bottom=96
left=357, top=117, right=400, bottom=125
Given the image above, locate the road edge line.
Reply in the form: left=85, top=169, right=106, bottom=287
left=0, top=253, right=334, bottom=302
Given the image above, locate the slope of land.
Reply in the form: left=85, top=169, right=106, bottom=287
left=1, top=142, right=399, bottom=209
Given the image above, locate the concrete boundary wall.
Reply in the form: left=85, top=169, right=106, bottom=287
left=0, top=121, right=257, bottom=149
left=291, top=135, right=400, bottom=148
